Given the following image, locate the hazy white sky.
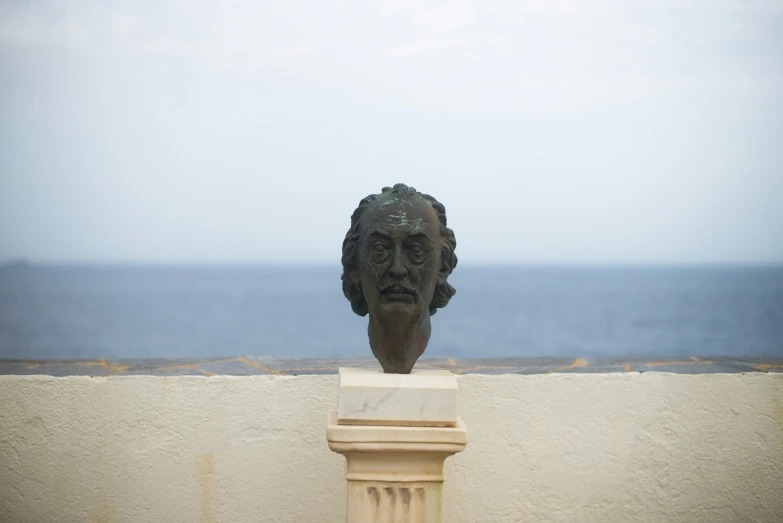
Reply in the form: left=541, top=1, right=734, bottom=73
left=1, top=0, right=781, bottom=264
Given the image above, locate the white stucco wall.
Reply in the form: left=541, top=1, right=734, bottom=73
left=1, top=373, right=781, bottom=523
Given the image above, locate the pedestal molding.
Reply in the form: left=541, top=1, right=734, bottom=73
left=344, top=473, right=445, bottom=482
left=328, top=441, right=466, bottom=454
left=327, top=412, right=467, bottom=444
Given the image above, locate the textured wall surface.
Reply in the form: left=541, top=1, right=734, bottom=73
left=1, top=373, right=781, bottom=523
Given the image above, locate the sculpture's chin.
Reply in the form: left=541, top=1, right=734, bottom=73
left=378, top=301, right=417, bottom=316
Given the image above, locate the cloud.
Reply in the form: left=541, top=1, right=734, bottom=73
left=409, top=0, right=474, bottom=33
left=1, top=0, right=780, bottom=113
left=111, top=14, right=135, bottom=37
left=386, top=30, right=510, bottom=58
left=386, top=36, right=463, bottom=58
left=521, top=0, right=599, bottom=17
left=1, top=0, right=782, bottom=263
left=378, top=0, right=425, bottom=18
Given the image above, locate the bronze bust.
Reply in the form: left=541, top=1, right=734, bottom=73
left=341, top=184, right=458, bottom=373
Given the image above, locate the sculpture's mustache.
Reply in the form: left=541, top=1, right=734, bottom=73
left=380, top=284, right=416, bottom=296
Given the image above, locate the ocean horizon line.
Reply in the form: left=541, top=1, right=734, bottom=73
left=3, top=259, right=783, bottom=270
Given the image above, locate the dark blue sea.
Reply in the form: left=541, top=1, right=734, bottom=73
left=0, top=265, right=781, bottom=360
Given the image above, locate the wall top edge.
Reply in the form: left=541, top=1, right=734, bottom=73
left=0, top=356, right=781, bottom=377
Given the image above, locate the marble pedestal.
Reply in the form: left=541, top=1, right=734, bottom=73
left=327, top=368, right=467, bottom=523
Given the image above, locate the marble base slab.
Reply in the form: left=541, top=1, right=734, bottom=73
left=336, top=367, right=458, bottom=427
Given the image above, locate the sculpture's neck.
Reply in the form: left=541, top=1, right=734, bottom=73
left=368, top=311, right=431, bottom=374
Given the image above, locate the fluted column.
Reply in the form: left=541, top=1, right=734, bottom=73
left=342, top=448, right=461, bottom=522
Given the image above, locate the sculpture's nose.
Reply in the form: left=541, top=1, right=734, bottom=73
left=387, top=250, right=408, bottom=280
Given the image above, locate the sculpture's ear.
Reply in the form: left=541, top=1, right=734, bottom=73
left=437, top=248, right=449, bottom=284
left=349, top=269, right=361, bottom=285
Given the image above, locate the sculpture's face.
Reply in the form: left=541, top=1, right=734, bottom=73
left=355, top=194, right=442, bottom=321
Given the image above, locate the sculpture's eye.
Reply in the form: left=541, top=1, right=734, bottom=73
left=371, top=243, right=391, bottom=262
left=408, top=243, right=425, bottom=263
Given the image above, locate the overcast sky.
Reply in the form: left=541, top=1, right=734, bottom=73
left=1, top=0, right=781, bottom=264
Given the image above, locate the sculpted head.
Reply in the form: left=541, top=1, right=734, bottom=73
left=341, top=184, right=457, bottom=373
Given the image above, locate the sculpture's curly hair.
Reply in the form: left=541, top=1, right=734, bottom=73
left=341, top=183, right=458, bottom=317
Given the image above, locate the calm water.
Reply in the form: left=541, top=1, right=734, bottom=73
left=0, top=265, right=781, bottom=360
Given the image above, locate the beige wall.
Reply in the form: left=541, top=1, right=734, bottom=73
left=1, top=373, right=781, bottom=523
